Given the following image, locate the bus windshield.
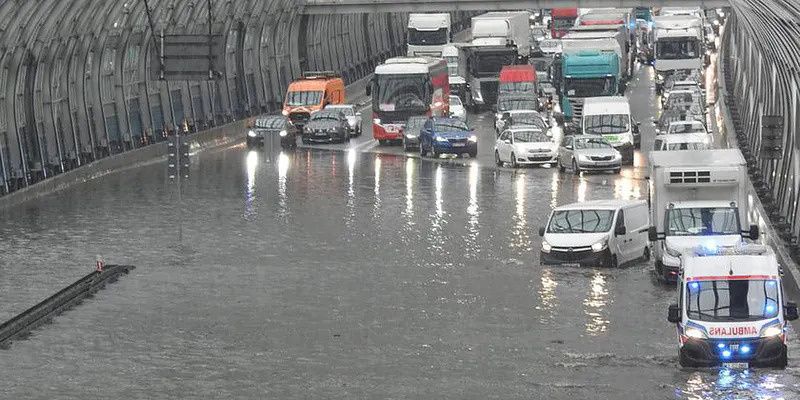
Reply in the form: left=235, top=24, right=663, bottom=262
left=666, top=207, right=741, bottom=236
left=564, top=77, right=616, bottom=97
left=374, top=74, right=431, bottom=113
left=686, top=279, right=780, bottom=322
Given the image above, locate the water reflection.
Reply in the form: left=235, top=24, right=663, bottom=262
left=536, top=267, right=558, bottom=322
left=613, top=175, right=642, bottom=200
left=244, top=150, right=259, bottom=219
left=374, top=155, right=382, bottom=215
left=434, top=164, right=444, bottom=219
left=577, top=177, right=588, bottom=203
left=583, top=270, right=610, bottom=335
left=550, top=171, right=560, bottom=210
left=510, top=173, right=531, bottom=251
left=678, top=369, right=790, bottom=399
left=465, top=163, right=480, bottom=256
left=345, top=149, right=357, bottom=225
left=277, top=151, right=290, bottom=218
left=404, top=157, right=415, bottom=224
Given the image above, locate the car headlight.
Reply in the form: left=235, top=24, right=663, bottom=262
left=591, top=240, right=607, bottom=253
left=713, top=19, right=720, bottom=26
left=282, top=110, right=289, bottom=116
left=247, top=130, right=257, bottom=138
left=542, top=241, right=552, bottom=253
left=613, top=151, right=622, bottom=160
left=406, top=134, right=418, bottom=139
left=279, top=130, right=288, bottom=137
left=373, top=118, right=381, bottom=125
left=760, top=323, right=783, bottom=338
left=468, top=135, right=477, bottom=142
left=435, top=136, right=448, bottom=142
left=684, top=327, right=707, bottom=339
left=495, top=113, right=502, bottom=120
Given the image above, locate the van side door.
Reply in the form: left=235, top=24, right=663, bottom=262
left=613, top=209, right=631, bottom=263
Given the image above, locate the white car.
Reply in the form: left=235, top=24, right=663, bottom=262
left=495, top=127, right=557, bottom=167
left=653, top=133, right=710, bottom=151
left=324, top=104, right=362, bottom=136
left=449, top=95, right=466, bottom=121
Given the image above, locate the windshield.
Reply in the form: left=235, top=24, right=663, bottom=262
left=583, top=114, right=631, bottom=135
left=449, top=96, right=462, bottom=106
left=669, top=123, right=705, bottom=134
left=498, top=98, right=537, bottom=111
left=286, top=91, right=324, bottom=107
left=510, top=114, right=546, bottom=128
left=407, top=28, right=448, bottom=46
left=406, top=118, right=427, bottom=132
left=514, top=130, right=550, bottom=143
left=255, top=117, right=285, bottom=129
left=657, top=39, right=700, bottom=60
left=498, top=82, right=536, bottom=95
left=310, top=112, right=341, bottom=121
left=666, top=142, right=707, bottom=150
left=326, top=106, right=354, bottom=116
left=434, top=120, right=469, bottom=132
left=548, top=209, right=614, bottom=233
left=374, top=74, right=431, bottom=113
left=471, top=52, right=517, bottom=76
left=574, top=137, right=612, bottom=149
left=686, top=280, right=779, bottom=322
left=564, top=77, right=616, bottom=97
left=666, top=207, right=741, bottom=236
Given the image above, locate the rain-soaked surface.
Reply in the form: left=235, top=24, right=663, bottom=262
left=1, top=63, right=800, bottom=399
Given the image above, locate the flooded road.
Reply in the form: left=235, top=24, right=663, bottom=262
left=1, top=64, right=799, bottom=399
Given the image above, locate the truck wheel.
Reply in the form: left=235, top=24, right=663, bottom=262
left=610, top=255, right=619, bottom=268
left=679, top=349, right=698, bottom=368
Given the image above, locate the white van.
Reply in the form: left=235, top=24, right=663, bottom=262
left=539, top=199, right=650, bottom=267
left=581, top=97, right=640, bottom=165
left=667, top=244, right=798, bottom=368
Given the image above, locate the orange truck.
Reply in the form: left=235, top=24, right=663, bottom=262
left=282, top=71, right=345, bottom=129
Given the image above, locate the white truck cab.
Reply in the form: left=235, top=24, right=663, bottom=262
left=653, top=15, right=704, bottom=74
left=648, top=149, right=759, bottom=282
left=668, top=244, right=798, bottom=368
left=539, top=199, right=650, bottom=267
left=407, top=13, right=452, bottom=57
left=581, top=97, right=639, bottom=164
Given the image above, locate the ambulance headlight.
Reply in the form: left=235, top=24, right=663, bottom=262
left=541, top=241, right=552, bottom=253
left=684, top=327, right=707, bottom=339
left=760, top=323, right=783, bottom=338
left=247, top=130, right=257, bottom=138
left=591, top=240, right=608, bottom=253
left=279, top=130, right=288, bottom=137
left=282, top=110, right=289, bottom=116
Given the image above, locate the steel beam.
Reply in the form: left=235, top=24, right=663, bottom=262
left=302, top=0, right=731, bottom=14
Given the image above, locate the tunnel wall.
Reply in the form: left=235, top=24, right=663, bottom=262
left=721, top=2, right=800, bottom=258
left=0, top=1, right=475, bottom=197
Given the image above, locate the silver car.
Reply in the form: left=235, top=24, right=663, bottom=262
left=325, top=104, right=362, bottom=136
left=557, top=135, right=622, bottom=174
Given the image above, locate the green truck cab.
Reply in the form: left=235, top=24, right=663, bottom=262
left=560, top=50, right=621, bottom=124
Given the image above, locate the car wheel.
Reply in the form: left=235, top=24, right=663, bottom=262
left=495, top=150, right=503, bottom=166
left=610, top=254, right=619, bottom=268
left=420, top=142, right=427, bottom=157
left=302, top=137, right=310, bottom=145
left=572, top=159, right=580, bottom=174
left=431, top=146, right=439, bottom=158
left=613, top=168, right=621, bottom=174
left=510, top=152, right=518, bottom=168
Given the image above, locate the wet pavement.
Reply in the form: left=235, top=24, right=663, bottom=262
left=2, top=61, right=800, bottom=399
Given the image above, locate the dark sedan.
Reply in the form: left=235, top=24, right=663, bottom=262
left=247, top=115, right=295, bottom=149
left=302, top=110, right=350, bottom=144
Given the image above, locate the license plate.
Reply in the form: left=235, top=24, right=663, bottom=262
left=605, top=135, right=619, bottom=142
left=452, top=143, right=465, bottom=147
left=722, top=362, right=748, bottom=369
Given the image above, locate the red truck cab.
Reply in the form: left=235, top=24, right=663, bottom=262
left=551, top=8, right=579, bottom=39
left=498, top=65, right=538, bottom=97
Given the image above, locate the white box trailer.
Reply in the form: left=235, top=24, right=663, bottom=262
left=407, top=13, right=452, bottom=57
left=471, top=11, right=532, bottom=58
left=647, top=149, right=758, bottom=282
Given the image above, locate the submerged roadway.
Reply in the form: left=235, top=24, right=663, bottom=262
left=1, top=55, right=799, bottom=398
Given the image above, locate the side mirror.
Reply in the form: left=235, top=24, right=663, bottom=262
left=554, top=113, right=565, bottom=125
left=615, top=225, right=627, bottom=236
left=648, top=226, right=658, bottom=242
left=667, top=304, right=681, bottom=323
left=749, top=224, right=760, bottom=240
left=538, top=226, right=545, bottom=237
left=632, top=124, right=640, bottom=134
left=784, top=302, right=799, bottom=321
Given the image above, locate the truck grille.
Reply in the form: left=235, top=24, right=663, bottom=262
left=669, top=170, right=711, bottom=184
left=568, top=98, right=584, bottom=120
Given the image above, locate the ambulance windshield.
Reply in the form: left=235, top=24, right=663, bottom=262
left=686, top=279, right=780, bottom=322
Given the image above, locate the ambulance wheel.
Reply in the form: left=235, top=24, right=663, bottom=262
left=642, top=246, right=651, bottom=261
left=610, top=255, right=619, bottom=268
left=679, top=349, right=698, bottom=368
left=771, top=347, right=788, bottom=369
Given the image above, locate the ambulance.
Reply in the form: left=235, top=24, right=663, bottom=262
left=667, top=244, right=798, bottom=368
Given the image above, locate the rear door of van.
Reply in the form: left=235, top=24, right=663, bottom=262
left=624, top=203, right=650, bottom=261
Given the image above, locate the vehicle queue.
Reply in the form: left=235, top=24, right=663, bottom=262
left=245, top=7, right=798, bottom=370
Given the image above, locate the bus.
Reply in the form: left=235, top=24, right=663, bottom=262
left=367, top=57, right=449, bottom=144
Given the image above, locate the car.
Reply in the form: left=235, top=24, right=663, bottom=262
left=539, top=200, right=650, bottom=267
left=663, top=90, right=705, bottom=115
left=495, top=126, right=557, bottom=167
left=403, top=115, right=427, bottom=151
left=449, top=95, right=467, bottom=121
left=557, top=135, right=622, bottom=174
left=301, top=110, right=350, bottom=144
left=247, top=115, right=296, bottom=149
left=653, top=133, right=710, bottom=151
left=656, top=110, right=704, bottom=134
left=325, top=104, right=362, bottom=136
left=496, top=110, right=549, bottom=134
left=495, top=95, right=540, bottom=132
left=419, top=117, right=477, bottom=158
left=666, top=120, right=708, bottom=135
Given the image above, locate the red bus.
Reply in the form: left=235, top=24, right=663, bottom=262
left=368, top=57, right=449, bottom=144
left=551, top=8, right=579, bottom=38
